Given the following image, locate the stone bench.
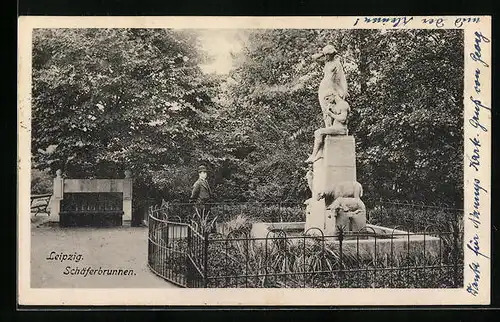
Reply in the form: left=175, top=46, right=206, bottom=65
left=50, top=170, right=133, bottom=227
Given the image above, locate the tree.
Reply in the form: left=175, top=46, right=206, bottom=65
left=217, top=29, right=464, bottom=206
left=352, top=30, right=464, bottom=206
left=32, top=28, right=220, bottom=202
left=32, top=28, right=464, bottom=207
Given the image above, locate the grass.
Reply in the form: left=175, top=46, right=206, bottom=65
left=204, top=233, right=462, bottom=288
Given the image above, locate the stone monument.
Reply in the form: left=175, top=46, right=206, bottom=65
left=304, top=45, right=366, bottom=236
left=249, top=45, right=441, bottom=258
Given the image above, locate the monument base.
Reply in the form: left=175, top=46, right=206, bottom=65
left=305, top=135, right=358, bottom=235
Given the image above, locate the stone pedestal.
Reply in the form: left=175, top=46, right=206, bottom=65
left=305, top=135, right=357, bottom=235
left=49, top=171, right=64, bottom=223
left=323, top=135, right=357, bottom=183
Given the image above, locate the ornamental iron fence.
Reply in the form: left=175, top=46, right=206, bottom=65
left=147, top=201, right=463, bottom=288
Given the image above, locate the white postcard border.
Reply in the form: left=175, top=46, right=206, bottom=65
left=18, top=15, right=492, bottom=306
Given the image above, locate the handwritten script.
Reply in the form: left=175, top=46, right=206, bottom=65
left=353, top=17, right=413, bottom=28
left=465, top=31, right=490, bottom=298
left=352, top=16, right=482, bottom=28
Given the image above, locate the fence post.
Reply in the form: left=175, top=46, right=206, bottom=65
left=338, top=228, right=344, bottom=287
left=203, top=231, right=209, bottom=288
left=186, top=226, right=192, bottom=287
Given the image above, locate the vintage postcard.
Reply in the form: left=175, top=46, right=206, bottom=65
left=18, top=16, right=491, bottom=306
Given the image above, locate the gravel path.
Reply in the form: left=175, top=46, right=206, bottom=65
left=30, top=218, right=178, bottom=288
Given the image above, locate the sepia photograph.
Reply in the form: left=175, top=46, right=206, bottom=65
left=18, top=16, right=491, bottom=305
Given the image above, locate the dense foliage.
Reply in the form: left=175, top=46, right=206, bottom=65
left=32, top=29, right=221, bottom=203
left=30, top=168, right=53, bottom=194
left=217, top=29, right=464, bottom=206
left=31, top=28, right=463, bottom=207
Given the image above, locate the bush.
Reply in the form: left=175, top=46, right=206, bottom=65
left=204, top=234, right=462, bottom=288
left=367, top=201, right=463, bottom=233
left=31, top=168, right=53, bottom=194
left=209, top=203, right=305, bottom=224
left=163, top=202, right=305, bottom=228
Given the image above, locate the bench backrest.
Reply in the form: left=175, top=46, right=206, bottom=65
left=60, top=192, right=123, bottom=212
